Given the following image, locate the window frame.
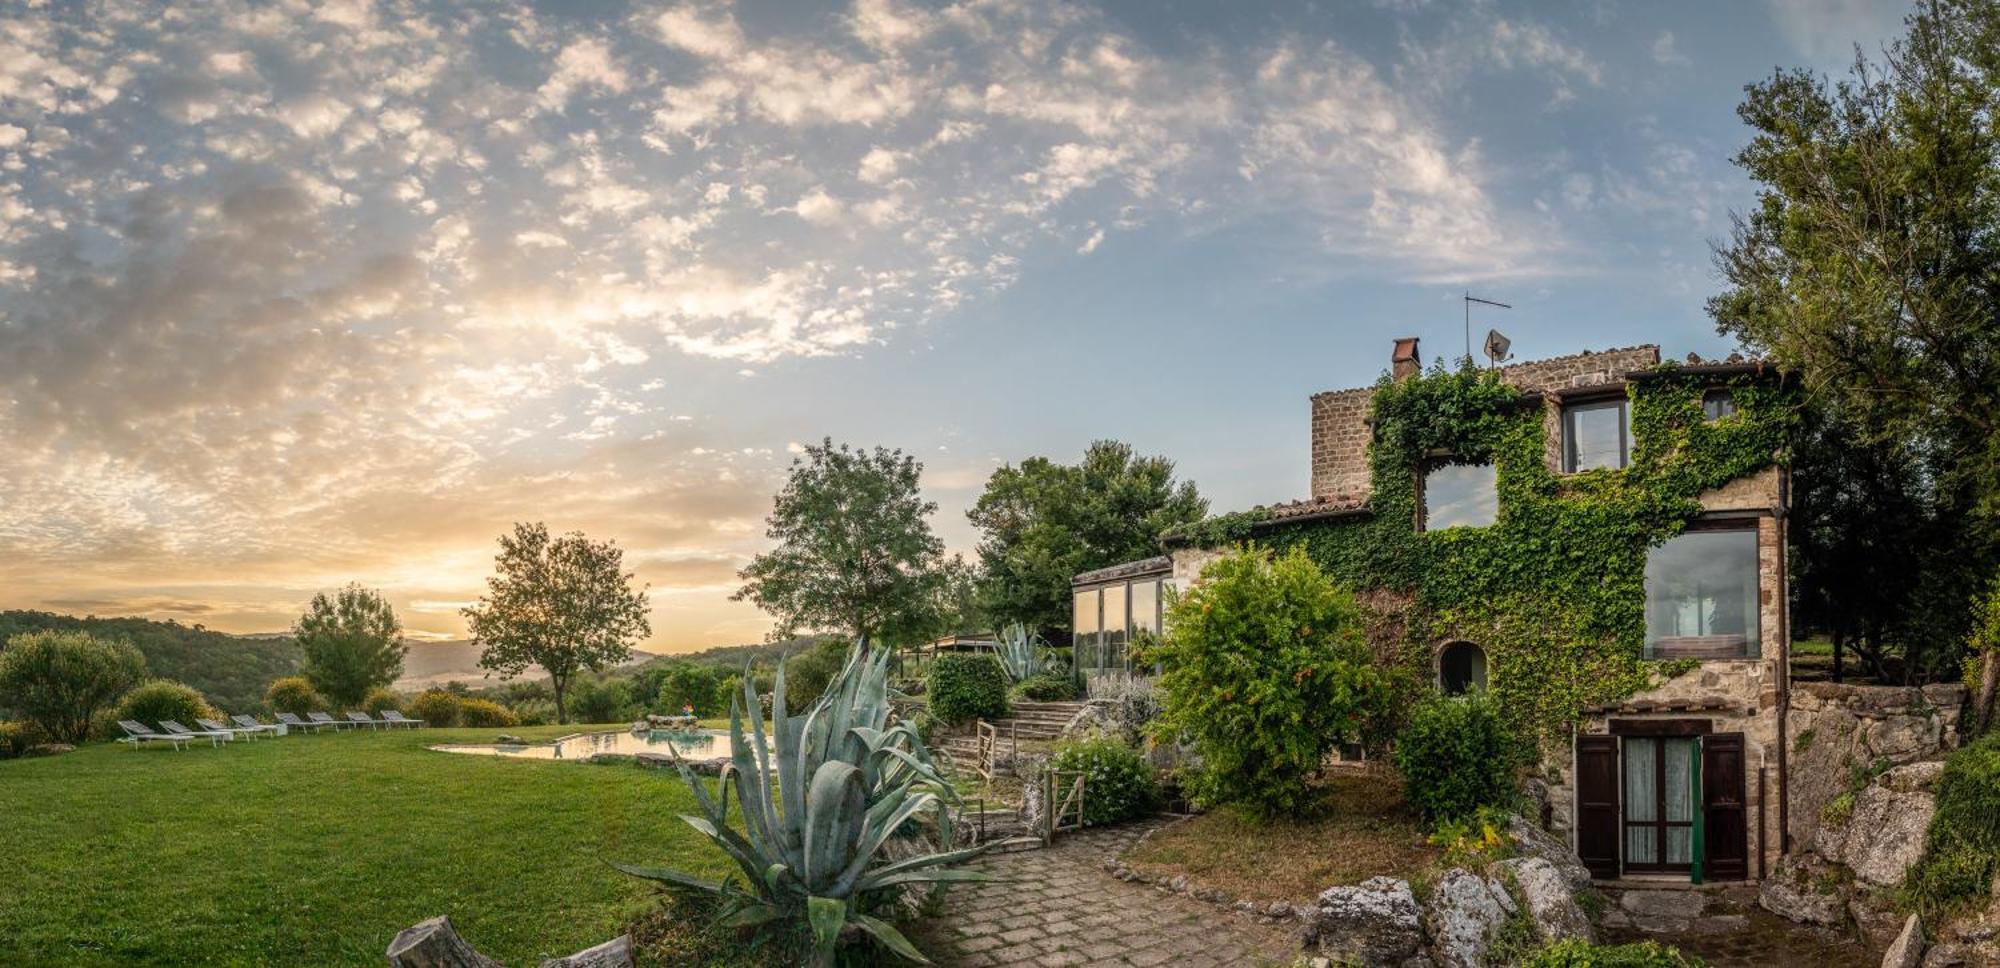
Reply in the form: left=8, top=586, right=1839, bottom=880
left=1643, top=520, right=1763, bottom=660
left=1562, top=395, right=1632, bottom=473
left=1702, top=389, right=1736, bottom=421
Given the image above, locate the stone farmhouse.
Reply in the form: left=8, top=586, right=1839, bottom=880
left=1072, top=339, right=1800, bottom=884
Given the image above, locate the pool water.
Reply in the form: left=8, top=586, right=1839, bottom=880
left=433, top=729, right=734, bottom=762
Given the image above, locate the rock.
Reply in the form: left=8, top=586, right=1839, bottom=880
left=1619, top=890, right=1705, bottom=921
left=1868, top=716, right=1940, bottom=763
left=1504, top=814, right=1592, bottom=890
left=1855, top=895, right=1913, bottom=950
left=1423, top=868, right=1514, bottom=968
left=1922, top=942, right=1970, bottom=967
left=1686, top=915, right=1749, bottom=935
left=23, top=743, right=73, bottom=757
left=496, top=734, right=525, bottom=744
left=1308, top=876, right=1423, bottom=967
left=1846, top=778, right=1939, bottom=886
left=1500, top=857, right=1593, bottom=943
left=1884, top=914, right=1926, bottom=968
left=1760, top=858, right=1847, bottom=926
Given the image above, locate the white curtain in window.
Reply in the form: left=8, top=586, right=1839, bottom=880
left=1664, top=738, right=1695, bottom=864
left=1623, top=738, right=1658, bottom=865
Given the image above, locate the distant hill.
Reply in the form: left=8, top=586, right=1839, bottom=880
left=636, top=635, right=835, bottom=673
left=0, top=611, right=302, bottom=713
left=394, top=639, right=662, bottom=691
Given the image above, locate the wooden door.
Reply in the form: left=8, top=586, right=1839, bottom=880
left=1702, top=732, right=1748, bottom=880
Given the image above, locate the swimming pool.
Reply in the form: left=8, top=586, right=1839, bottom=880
left=432, top=729, right=734, bottom=763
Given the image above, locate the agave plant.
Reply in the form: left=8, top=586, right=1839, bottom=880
left=993, top=622, right=1049, bottom=683
left=617, top=641, right=991, bottom=965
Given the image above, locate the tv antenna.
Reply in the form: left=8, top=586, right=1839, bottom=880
left=1464, top=292, right=1511, bottom=363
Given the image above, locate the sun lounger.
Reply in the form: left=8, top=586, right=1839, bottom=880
left=159, top=719, right=237, bottom=744
left=116, top=720, right=194, bottom=750
left=199, top=717, right=270, bottom=740
left=229, top=714, right=284, bottom=737
left=344, top=711, right=384, bottom=730
left=277, top=712, right=335, bottom=733
left=307, top=711, right=352, bottom=730
left=379, top=710, right=424, bottom=728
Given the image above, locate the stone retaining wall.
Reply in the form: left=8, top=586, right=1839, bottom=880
left=1787, top=681, right=1965, bottom=851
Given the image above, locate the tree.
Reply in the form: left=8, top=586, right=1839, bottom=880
left=293, top=584, right=406, bottom=707
left=0, top=630, right=146, bottom=743
left=969, top=440, right=1206, bottom=636
left=463, top=522, right=652, bottom=724
left=734, top=439, right=945, bottom=649
left=1711, top=0, right=2000, bottom=681
left=1146, top=545, right=1390, bottom=820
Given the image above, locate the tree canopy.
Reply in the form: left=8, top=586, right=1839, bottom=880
left=968, top=440, right=1206, bottom=635
left=0, top=630, right=147, bottom=743
left=1710, top=0, right=2000, bottom=689
left=463, top=522, right=652, bottom=724
left=293, top=584, right=406, bottom=707
left=734, top=439, right=946, bottom=648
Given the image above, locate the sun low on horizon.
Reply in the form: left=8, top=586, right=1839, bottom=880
left=0, top=0, right=1909, bottom=652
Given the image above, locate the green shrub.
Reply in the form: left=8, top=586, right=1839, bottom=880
left=928, top=653, right=1009, bottom=726
left=1045, top=738, right=1157, bottom=826
left=409, top=688, right=460, bottom=728
left=1148, top=545, right=1392, bottom=820
left=0, top=720, right=48, bottom=758
left=264, top=676, right=323, bottom=716
left=361, top=687, right=403, bottom=716
left=1905, top=733, right=2000, bottom=922
left=1395, top=690, right=1526, bottom=825
left=783, top=639, right=851, bottom=711
left=1525, top=939, right=1705, bottom=967
left=567, top=676, right=633, bottom=724
left=115, top=679, right=217, bottom=728
left=0, top=630, right=148, bottom=743
left=512, top=699, right=555, bottom=726
left=457, top=697, right=518, bottom=728
left=1011, top=672, right=1078, bottom=702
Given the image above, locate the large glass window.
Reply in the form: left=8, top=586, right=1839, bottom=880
left=1101, top=584, right=1128, bottom=672
left=1422, top=462, right=1498, bottom=530
left=1703, top=390, right=1736, bottom=421
left=1072, top=588, right=1100, bottom=670
left=1439, top=641, right=1488, bottom=694
left=1564, top=398, right=1630, bottom=471
left=1645, top=527, right=1761, bottom=658
left=1130, top=579, right=1160, bottom=638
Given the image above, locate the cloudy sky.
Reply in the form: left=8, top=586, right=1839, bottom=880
left=0, top=0, right=1909, bottom=649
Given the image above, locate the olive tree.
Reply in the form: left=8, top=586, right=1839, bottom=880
left=294, top=584, right=406, bottom=707
left=0, top=630, right=147, bottom=743
left=463, top=522, right=651, bottom=724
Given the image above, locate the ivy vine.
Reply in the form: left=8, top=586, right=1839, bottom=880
left=1166, top=358, right=1799, bottom=746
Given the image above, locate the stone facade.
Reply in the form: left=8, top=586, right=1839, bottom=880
left=1308, top=343, right=1663, bottom=499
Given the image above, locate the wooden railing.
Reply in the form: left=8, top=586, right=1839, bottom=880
left=1041, top=769, right=1086, bottom=845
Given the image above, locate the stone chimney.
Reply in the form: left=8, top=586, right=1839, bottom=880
left=1392, top=337, right=1422, bottom=382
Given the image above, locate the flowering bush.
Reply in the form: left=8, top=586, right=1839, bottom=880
left=361, top=687, right=403, bottom=716
left=115, top=680, right=217, bottom=728
left=264, top=676, right=322, bottom=716
left=456, top=697, right=518, bottom=728
left=409, top=688, right=461, bottom=728
left=1044, top=737, right=1157, bottom=826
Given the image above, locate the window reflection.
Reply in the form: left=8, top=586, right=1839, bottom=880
left=1644, top=527, right=1760, bottom=658
left=1423, top=463, right=1498, bottom=530
left=1565, top=399, right=1630, bottom=471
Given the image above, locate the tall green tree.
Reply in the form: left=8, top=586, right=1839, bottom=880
left=0, top=630, right=146, bottom=743
left=969, top=440, right=1207, bottom=635
left=463, top=522, right=652, bottom=724
left=734, top=439, right=945, bottom=649
left=1710, top=0, right=2000, bottom=691
left=293, top=584, right=406, bottom=707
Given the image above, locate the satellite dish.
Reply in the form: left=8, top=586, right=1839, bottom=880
left=1484, top=329, right=1513, bottom=365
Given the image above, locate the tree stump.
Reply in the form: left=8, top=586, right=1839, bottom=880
left=385, top=916, right=632, bottom=968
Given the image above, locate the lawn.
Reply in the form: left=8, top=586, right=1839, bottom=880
left=0, top=725, right=731, bottom=966
left=1121, top=770, right=1439, bottom=903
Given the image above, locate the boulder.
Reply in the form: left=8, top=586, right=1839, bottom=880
left=1883, top=914, right=1925, bottom=968
left=1759, top=857, right=1847, bottom=926
left=1423, top=868, right=1515, bottom=968
left=1305, top=876, right=1423, bottom=967
left=1856, top=895, right=1916, bottom=951
left=1500, top=857, right=1593, bottom=943
left=1845, top=771, right=1939, bottom=886
left=1503, top=814, right=1592, bottom=891
left=23, top=743, right=73, bottom=757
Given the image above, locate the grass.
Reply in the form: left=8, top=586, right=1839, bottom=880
left=1121, top=770, right=1438, bottom=902
left=0, top=724, right=732, bottom=966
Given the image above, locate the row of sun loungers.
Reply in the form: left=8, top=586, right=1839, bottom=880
left=117, top=710, right=425, bottom=749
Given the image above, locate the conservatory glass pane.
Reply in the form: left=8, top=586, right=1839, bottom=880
left=1102, top=584, right=1127, bottom=671
left=1130, top=580, right=1159, bottom=637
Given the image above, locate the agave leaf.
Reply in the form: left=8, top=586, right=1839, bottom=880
left=608, top=863, right=725, bottom=894
left=852, top=913, right=932, bottom=965
left=801, top=760, right=867, bottom=892
left=806, top=895, right=847, bottom=964
left=860, top=867, right=995, bottom=891
left=716, top=901, right=786, bottom=929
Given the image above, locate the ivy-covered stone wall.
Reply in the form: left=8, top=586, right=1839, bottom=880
left=1170, top=359, right=1801, bottom=747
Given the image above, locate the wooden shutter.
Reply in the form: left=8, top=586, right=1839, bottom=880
left=1575, top=734, right=1620, bottom=880
left=1702, top=732, right=1748, bottom=880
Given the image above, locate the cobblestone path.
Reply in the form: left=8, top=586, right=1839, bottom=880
left=912, top=823, right=1300, bottom=967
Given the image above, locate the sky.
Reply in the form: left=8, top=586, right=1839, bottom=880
left=0, top=0, right=1912, bottom=650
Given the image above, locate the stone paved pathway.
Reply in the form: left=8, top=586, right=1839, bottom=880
left=912, top=823, right=1301, bottom=967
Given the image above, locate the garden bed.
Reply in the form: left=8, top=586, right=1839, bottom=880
left=1119, top=770, right=1439, bottom=903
